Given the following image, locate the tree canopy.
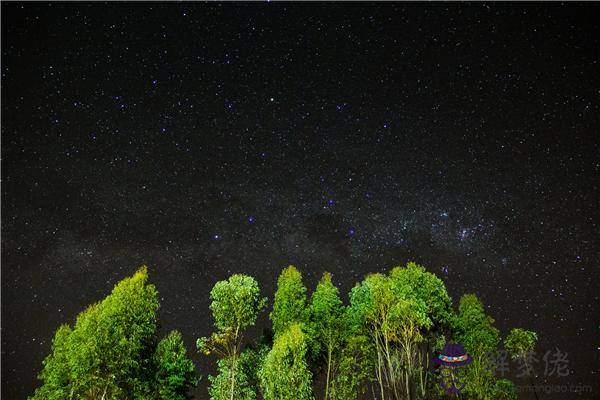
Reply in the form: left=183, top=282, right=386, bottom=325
left=259, top=323, right=313, bottom=400
left=32, top=262, right=533, bottom=400
left=197, top=274, right=267, bottom=400
left=308, top=272, right=346, bottom=400
left=154, top=331, right=198, bottom=400
left=270, top=265, right=308, bottom=337
left=30, top=266, right=197, bottom=400
left=504, top=328, right=538, bottom=360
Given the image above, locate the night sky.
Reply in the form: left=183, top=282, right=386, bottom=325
left=2, top=3, right=599, bottom=399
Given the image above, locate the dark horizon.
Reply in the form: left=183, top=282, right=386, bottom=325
left=2, top=3, right=599, bottom=399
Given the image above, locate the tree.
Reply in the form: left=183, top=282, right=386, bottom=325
left=197, top=274, right=267, bottom=400
left=329, top=331, right=372, bottom=400
left=393, top=299, right=431, bottom=400
left=504, top=328, right=538, bottom=361
left=494, top=379, right=517, bottom=400
left=208, top=357, right=256, bottom=400
left=270, top=265, right=308, bottom=337
left=32, top=266, right=159, bottom=399
left=504, top=328, right=539, bottom=400
left=349, top=269, right=434, bottom=400
left=32, top=262, right=527, bottom=400
left=389, top=263, right=450, bottom=398
left=259, top=323, right=314, bottom=400
left=453, top=294, right=500, bottom=400
left=389, top=262, right=453, bottom=328
left=31, top=266, right=197, bottom=400
left=30, top=325, right=73, bottom=400
left=349, top=273, right=395, bottom=400
left=351, top=273, right=410, bottom=400
left=308, top=272, right=346, bottom=400
left=207, top=343, right=269, bottom=400
left=454, top=294, right=499, bottom=354
left=154, top=330, right=198, bottom=400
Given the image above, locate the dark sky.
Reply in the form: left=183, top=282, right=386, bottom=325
left=2, top=3, right=599, bottom=399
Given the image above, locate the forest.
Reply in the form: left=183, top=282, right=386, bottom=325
left=31, top=263, right=538, bottom=400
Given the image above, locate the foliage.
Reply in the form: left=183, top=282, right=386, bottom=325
left=208, top=274, right=267, bottom=334
left=208, top=357, right=256, bottom=400
left=454, top=294, right=499, bottom=355
left=504, top=328, right=538, bottom=360
left=30, top=325, right=73, bottom=400
left=389, top=262, right=455, bottom=399
left=270, top=265, right=308, bottom=337
left=349, top=268, right=436, bottom=400
left=31, top=266, right=197, bottom=400
left=329, top=330, right=372, bottom=400
left=453, top=294, right=500, bottom=400
left=307, top=272, right=346, bottom=400
left=197, top=274, right=267, bottom=400
left=389, top=262, right=453, bottom=328
left=494, top=379, right=518, bottom=400
left=206, top=343, right=270, bottom=400
left=154, top=330, right=198, bottom=400
left=32, top=262, right=528, bottom=400
left=259, top=323, right=314, bottom=400
left=504, top=328, right=539, bottom=400
left=239, top=343, right=271, bottom=395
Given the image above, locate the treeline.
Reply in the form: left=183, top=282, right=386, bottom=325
left=31, top=262, right=537, bottom=400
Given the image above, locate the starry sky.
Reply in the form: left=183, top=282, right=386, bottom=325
left=2, top=3, right=599, bottom=400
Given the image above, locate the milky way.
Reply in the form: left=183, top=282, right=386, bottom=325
left=2, top=3, right=599, bottom=399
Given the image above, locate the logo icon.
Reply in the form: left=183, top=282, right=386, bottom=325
left=433, top=343, right=472, bottom=394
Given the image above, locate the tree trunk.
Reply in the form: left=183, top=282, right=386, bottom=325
left=383, top=333, right=399, bottom=400
left=100, top=384, right=108, bottom=400
left=405, top=346, right=411, bottom=400
left=378, top=351, right=386, bottom=400
left=377, top=344, right=386, bottom=399
left=325, top=343, right=332, bottom=400
left=230, top=355, right=237, bottom=400
left=229, top=325, right=240, bottom=400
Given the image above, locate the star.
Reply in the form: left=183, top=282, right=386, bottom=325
left=2, top=5, right=597, bottom=399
